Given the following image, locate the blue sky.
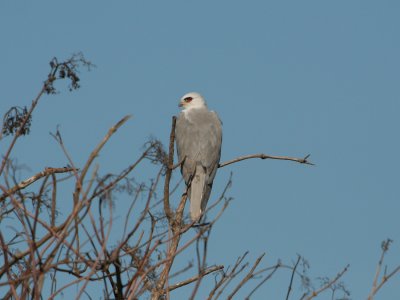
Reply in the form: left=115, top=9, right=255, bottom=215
left=1, top=1, right=400, bottom=299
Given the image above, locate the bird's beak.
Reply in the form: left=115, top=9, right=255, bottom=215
left=178, top=101, right=184, bottom=107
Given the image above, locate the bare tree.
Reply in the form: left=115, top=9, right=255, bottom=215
left=0, top=55, right=398, bottom=299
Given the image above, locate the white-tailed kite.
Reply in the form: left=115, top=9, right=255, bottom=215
left=175, top=92, right=222, bottom=222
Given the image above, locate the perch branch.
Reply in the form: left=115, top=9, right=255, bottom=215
left=219, top=153, right=313, bottom=168
left=163, top=116, right=176, bottom=223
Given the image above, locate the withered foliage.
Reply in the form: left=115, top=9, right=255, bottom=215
left=2, top=106, right=32, bottom=137
left=45, top=52, right=95, bottom=94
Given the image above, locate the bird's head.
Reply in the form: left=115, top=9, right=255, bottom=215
left=179, top=92, right=207, bottom=111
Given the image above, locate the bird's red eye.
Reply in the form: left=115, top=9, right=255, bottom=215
left=184, top=97, right=193, bottom=102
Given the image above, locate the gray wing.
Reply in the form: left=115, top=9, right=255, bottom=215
left=175, top=109, right=222, bottom=220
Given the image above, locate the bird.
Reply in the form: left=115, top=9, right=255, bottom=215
left=175, top=92, right=222, bottom=222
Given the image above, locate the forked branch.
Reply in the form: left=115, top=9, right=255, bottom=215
left=367, top=239, right=400, bottom=300
left=303, top=264, right=349, bottom=300
left=167, top=265, right=224, bottom=292
left=0, top=167, right=76, bottom=202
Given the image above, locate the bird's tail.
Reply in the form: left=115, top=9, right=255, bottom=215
left=190, top=165, right=206, bottom=222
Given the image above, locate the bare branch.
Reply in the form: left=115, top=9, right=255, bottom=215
left=286, top=255, right=301, bottom=300
left=304, top=264, right=349, bottom=300
left=368, top=239, right=400, bottom=300
left=227, top=253, right=265, bottom=299
left=168, top=265, right=224, bottom=292
left=219, top=153, right=313, bottom=168
left=163, top=116, right=176, bottom=223
left=0, top=88, right=44, bottom=176
left=208, top=252, right=249, bottom=299
left=245, top=262, right=281, bottom=299
left=79, top=115, right=132, bottom=187
left=5, top=55, right=383, bottom=300
left=0, top=167, right=76, bottom=202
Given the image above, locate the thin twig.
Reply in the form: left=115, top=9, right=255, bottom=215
left=80, top=115, right=132, bottom=185
left=304, top=264, right=349, bottom=300
left=0, top=85, right=46, bottom=176
left=368, top=239, right=399, bottom=300
left=245, top=262, right=281, bottom=299
left=189, top=232, right=209, bottom=300
left=168, top=265, right=224, bottom=292
left=209, top=252, right=249, bottom=300
left=373, top=265, right=400, bottom=297
left=286, top=255, right=301, bottom=300
left=227, top=253, right=265, bottom=299
left=370, top=240, right=390, bottom=297
left=219, top=153, right=313, bottom=168
left=50, top=173, right=57, bottom=227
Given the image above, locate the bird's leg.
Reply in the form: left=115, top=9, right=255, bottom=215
left=192, top=221, right=210, bottom=228
left=170, top=156, right=186, bottom=170
left=180, top=171, right=193, bottom=200
left=186, top=166, right=196, bottom=190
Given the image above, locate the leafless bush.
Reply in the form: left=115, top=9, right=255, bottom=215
left=1, top=55, right=398, bottom=299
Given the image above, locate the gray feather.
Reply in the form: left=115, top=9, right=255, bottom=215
left=176, top=107, right=222, bottom=221
left=190, top=165, right=207, bottom=221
